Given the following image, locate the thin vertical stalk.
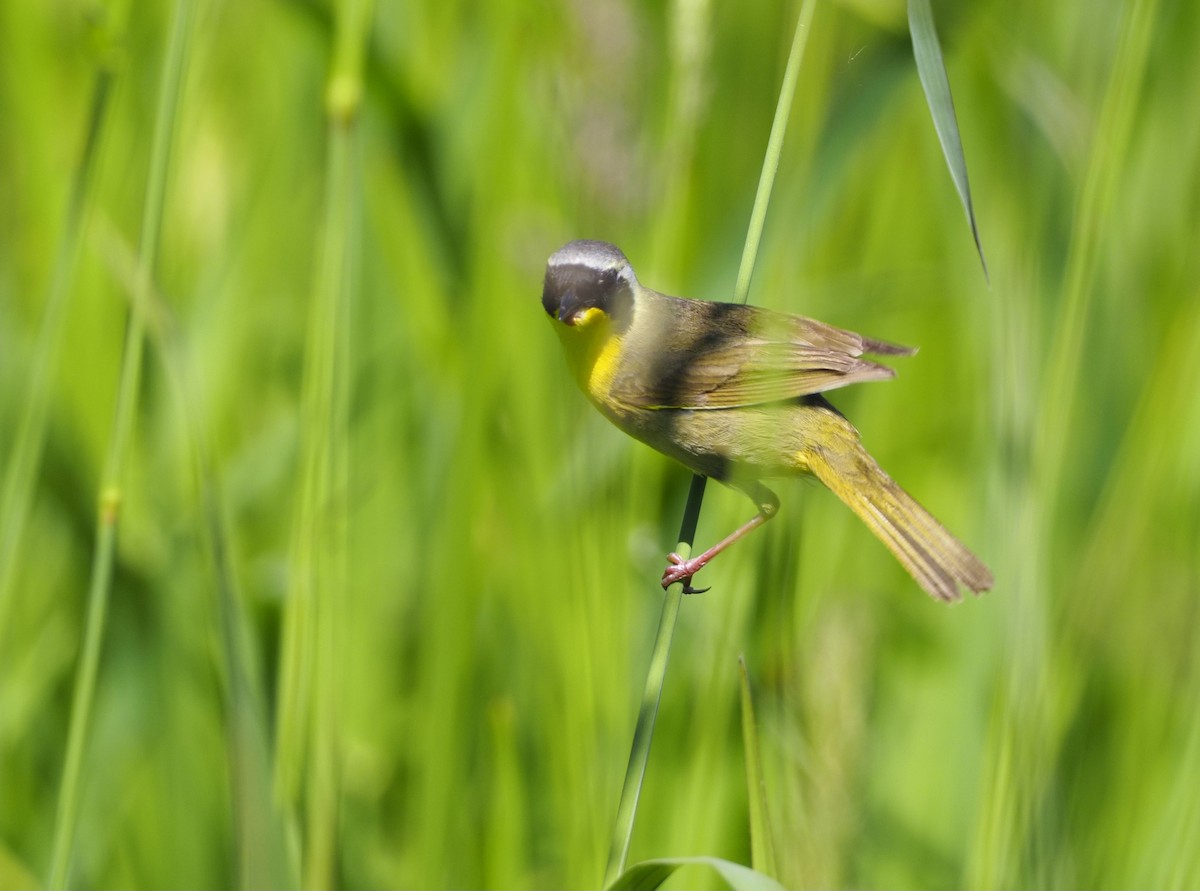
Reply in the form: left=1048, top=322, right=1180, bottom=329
left=272, top=0, right=372, bottom=886
left=0, top=27, right=115, bottom=670
left=994, top=3, right=1157, bottom=884
left=603, top=1, right=817, bottom=884
left=604, top=475, right=706, bottom=887
left=732, top=0, right=817, bottom=307
left=46, top=1, right=195, bottom=888
left=92, top=215, right=294, bottom=889
left=1035, top=0, right=1157, bottom=501
left=739, top=655, right=777, bottom=877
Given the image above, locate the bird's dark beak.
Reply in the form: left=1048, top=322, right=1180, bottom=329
left=556, top=290, right=584, bottom=325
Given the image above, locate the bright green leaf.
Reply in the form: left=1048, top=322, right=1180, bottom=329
left=739, top=656, right=777, bottom=879
left=607, top=856, right=788, bottom=891
left=908, top=0, right=988, bottom=279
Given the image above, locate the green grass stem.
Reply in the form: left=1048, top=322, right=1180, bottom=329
left=0, top=30, right=114, bottom=673
left=739, top=656, right=777, bottom=879
left=733, top=0, right=817, bottom=307
left=974, top=4, right=1160, bottom=884
left=93, top=218, right=293, bottom=889
left=604, top=3, right=815, bottom=883
left=604, top=475, right=705, bottom=887
left=45, top=1, right=195, bottom=887
left=1035, top=0, right=1158, bottom=500
left=273, top=2, right=373, bottom=885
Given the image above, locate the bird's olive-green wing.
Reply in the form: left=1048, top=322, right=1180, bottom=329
left=611, top=295, right=914, bottom=410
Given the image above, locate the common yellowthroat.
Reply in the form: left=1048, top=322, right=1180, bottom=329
left=541, top=239, right=992, bottom=602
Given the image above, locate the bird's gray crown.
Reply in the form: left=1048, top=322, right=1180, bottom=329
left=548, top=239, right=632, bottom=276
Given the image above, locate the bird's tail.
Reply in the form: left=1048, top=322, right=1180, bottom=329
left=803, top=432, right=993, bottom=602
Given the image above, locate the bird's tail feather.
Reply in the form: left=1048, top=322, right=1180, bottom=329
left=804, top=438, right=992, bottom=602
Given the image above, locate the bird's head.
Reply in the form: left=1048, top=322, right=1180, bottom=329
left=541, top=239, right=637, bottom=332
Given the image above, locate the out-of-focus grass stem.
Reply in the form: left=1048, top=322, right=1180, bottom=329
left=93, top=214, right=294, bottom=889
left=0, top=12, right=115, bottom=673
left=1035, top=0, right=1158, bottom=498
left=45, top=1, right=195, bottom=887
left=272, top=0, right=373, bottom=886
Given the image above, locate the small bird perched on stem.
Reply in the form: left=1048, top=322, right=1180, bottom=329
left=541, top=239, right=992, bottom=602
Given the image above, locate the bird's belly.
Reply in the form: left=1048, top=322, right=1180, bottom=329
left=596, top=400, right=807, bottom=482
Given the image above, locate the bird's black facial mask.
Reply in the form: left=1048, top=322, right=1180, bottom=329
left=542, top=263, right=633, bottom=331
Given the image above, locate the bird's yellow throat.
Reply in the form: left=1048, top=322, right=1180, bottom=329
left=554, top=308, right=624, bottom=403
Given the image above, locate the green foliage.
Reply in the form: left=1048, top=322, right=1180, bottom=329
left=739, top=657, right=777, bottom=880
left=607, top=856, right=786, bottom=891
left=2, top=0, right=1199, bottom=888
left=908, top=0, right=987, bottom=278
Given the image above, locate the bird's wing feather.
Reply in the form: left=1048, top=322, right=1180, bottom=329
left=611, top=295, right=914, bottom=410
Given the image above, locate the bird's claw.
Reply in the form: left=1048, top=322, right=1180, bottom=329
left=660, top=553, right=710, bottom=595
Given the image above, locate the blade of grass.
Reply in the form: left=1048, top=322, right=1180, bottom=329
left=971, top=6, right=1160, bottom=886
left=908, top=0, right=988, bottom=280
left=604, top=1, right=817, bottom=883
left=607, top=856, right=787, bottom=891
left=738, top=656, right=777, bottom=879
left=733, top=0, right=817, bottom=307
left=484, top=699, right=527, bottom=888
left=93, top=217, right=295, bottom=890
left=0, top=10, right=117, bottom=672
left=272, top=0, right=373, bottom=885
left=604, top=475, right=705, bottom=887
left=1035, top=0, right=1159, bottom=501
left=45, top=1, right=196, bottom=887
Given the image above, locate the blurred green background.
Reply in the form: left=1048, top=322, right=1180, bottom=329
left=2, top=0, right=1198, bottom=888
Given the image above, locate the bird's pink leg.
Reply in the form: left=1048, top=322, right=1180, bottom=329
left=660, top=502, right=776, bottom=594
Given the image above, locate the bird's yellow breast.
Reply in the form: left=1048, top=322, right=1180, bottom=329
left=586, top=328, right=624, bottom=399
left=555, top=311, right=626, bottom=405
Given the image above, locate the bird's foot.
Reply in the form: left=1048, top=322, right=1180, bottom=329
left=660, top=553, right=710, bottom=595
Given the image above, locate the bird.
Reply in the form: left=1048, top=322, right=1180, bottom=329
left=540, top=239, right=993, bottom=602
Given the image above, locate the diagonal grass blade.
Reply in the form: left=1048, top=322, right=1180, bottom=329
left=908, top=0, right=988, bottom=280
